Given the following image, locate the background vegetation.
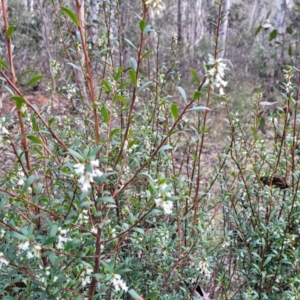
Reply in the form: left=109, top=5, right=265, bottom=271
left=0, top=0, right=300, bottom=299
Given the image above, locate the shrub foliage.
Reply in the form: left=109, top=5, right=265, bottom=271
left=0, top=1, right=300, bottom=299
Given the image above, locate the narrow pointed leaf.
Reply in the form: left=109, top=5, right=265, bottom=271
left=130, top=57, right=137, bottom=72
left=68, top=148, right=84, bottom=160
left=101, top=106, right=110, bottom=124
left=137, top=81, right=152, bottom=94
left=188, top=105, right=210, bottom=111
left=190, top=68, right=200, bottom=84
left=6, top=25, right=16, bottom=38
left=139, top=20, right=146, bottom=32
left=159, top=145, right=173, bottom=152
left=26, top=74, right=43, bottom=87
left=60, top=6, right=79, bottom=26
left=23, top=175, right=36, bottom=192
left=170, top=103, right=179, bottom=120
left=11, top=232, right=28, bottom=240
left=11, top=96, right=26, bottom=110
left=177, top=86, right=187, bottom=103
left=27, top=135, right=43, bottom=145
left=128, top=69, right=137, bottom=86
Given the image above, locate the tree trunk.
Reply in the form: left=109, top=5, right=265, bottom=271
left=275, top=0, right=287, bottom=65
left=177, top=0, right=182, bottom=43
left=87, top=0, right=100, bottom=48
left=219, top=0, right=230, bottom=58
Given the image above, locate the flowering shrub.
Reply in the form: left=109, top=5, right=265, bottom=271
left=0, top=1, right=300, bottom=300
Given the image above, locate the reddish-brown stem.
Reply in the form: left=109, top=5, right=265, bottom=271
left=76, top=0, right=100, bottom=148
left=192, top=0, right=223, bottom=231
left=113, top=4, right=148, bottom=169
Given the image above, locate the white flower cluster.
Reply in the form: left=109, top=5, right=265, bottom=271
left=18, top=241, right=41, bottom=259
left=77, top=210, right=89, bottom=224
left=0, top=117, right=9, bottom=148
left=154, top=182, right=173, bottom=215
left=145, top=0, right=164, bottom=16
left=74, top=159, right=103, bottom=192
left=172, top=33, right=178, bottom=45
left=283, top=68, right=293, bottom=94
left=56, top=227, right=70, bottom=250
left=0, top=229, right=5, bottom=238
left=51, top=60, right=60, bottom=76
left=37, top=266, right=59, bottom=288
left=111, top=274, right=128, bottom=292
left=198, top=258, right=211, bottom=277
left=81, top=268, right=93, bottom=286
left=63, top=83, right=77, bottom=100
left=0, top=252, right=9, bottom=269
left=205, top=55, right=228, bottom=96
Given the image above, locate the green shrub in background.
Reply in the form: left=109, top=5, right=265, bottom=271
left=0, top=0, right=300, bottom=299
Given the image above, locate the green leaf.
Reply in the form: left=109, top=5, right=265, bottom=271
left=125, top=38, right=137, bottom=50
left=102, top=79, right=112, bottom=93
left=89, top=146, right=101, bottom=157
left=31, top=116, right=38, bottom=132
left=0, top=59, right=9, bottom=70
left=146, top=291, right=159, bottom=300
left=23, top=175, right=36, bottom=192
left=258, top=117, right=266, bottom=134
left=259, top=101, right=277, bottom=106
left=26, top=74, right=43, bottom=87
left=255, top=25, right=262, bottom=36
left=48, top=252, right=56, bottom=264
left=129, top=140, right=136, bottom=149
left=129, top=289, right=143, bottom=300
left=6, top=25, right=16, bottom=38
left=0, top=198, right=8, bottom=209
left=286, top=27, right=293, bottom=34
left=11, top=232, right=28, bottom=240
left=113, top=95, right=127, bottom=105
left=190, top=68, right=200, bottom=84
left=143, top=25, right=152, bottom=34
left=66, top=62, right=83, bottom=72
left=33, top=146, right=43, bottom=156
left=188, top=105, right=210, bottom=111
left=48, top=117, right=55, bottom=127
left=131, top=227, right=144, bottom=235
left=130, top=57, right=137, bottom=72
left=68, top=148, right=84, bottom=160
left=128, top=69, right=137, bottom=86
left=170, top=103, right=179, bottom=120
left=43, top=236, right=56, bottom=246
left=159, top=145, right=173, bottom=152
left=60, top=6, right=79, bottom=26
left=50, top=224, right=58, bottom=237
left=137, top=81, right=152, bottom=94
left=114, top=67, right=123, bottom=81
left=193, top=91, right=201, bottom=100
left=19, top=227, right=29, bottom=237
left=27, top=135, right=43, bottom=145
left=64, top=239, right=81, bottom=251
left=288, top=45, right=292, bottom=56
left=97, top=196, right=115, bottom=204
left=101, top=106, right=110, bottom=124
left=18, top=69, right=37, bottom=80
left=269, top=29, right=277, bottom=41
left=80, top=201, right=94, bottom=207
left=110, top=128, right=121, bottom=139
left=263, top=255, right=273, bottom=267
left=141, top=50, right=152, bottom=60
left=177, top=86, right=187, bottom=103
left=139, top=20, right=146, bottom=32
left=11, top=96, right=26, bottom=110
